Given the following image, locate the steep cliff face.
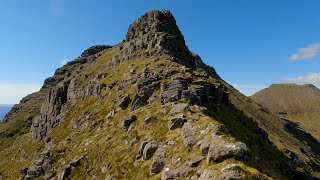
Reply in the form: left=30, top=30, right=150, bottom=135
left=0, top=10, right=319, bottom=180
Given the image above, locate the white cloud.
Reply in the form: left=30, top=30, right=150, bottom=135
left=289, top=43, right=320, bottom=61
left=0, top=83, right=42, bottom=104
left=232, top=84, right=267, bottom=96
left=285, top=72, right=320, bottom=84
left=60, top=59, right=69, bottom=66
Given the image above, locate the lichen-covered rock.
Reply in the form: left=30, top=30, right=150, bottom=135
left=143, top=142, right=158, bottom=161
left=181, top=122, right=197, bottom=147
left=136, top=140, right=149, bottom=159
left=199, top=169, right=214, bottom=180
left=207, top=137, right=247, bottom=163
left=169, top=103, right=189, bottom=114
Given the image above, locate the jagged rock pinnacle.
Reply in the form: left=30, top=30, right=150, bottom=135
left=122, top=10, right=190, bottom=60
left=126, top=10, right=183, bottom=41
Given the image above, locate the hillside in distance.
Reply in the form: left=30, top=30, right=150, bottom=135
left=251, top=84, right=320, bottom=141
left=0, top=10, right=319, bottom=179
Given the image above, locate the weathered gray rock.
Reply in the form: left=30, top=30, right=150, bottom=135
left=150, top=149, right=165, bottom=175
left=136, top=140, right=149, bottom=159
left=161, top=78, right=189, bottom=104
left=169, top=117, right=187, bottom=130
left=197, top=139, right=210, bottom=155
left=181, top=122, right=197, bottom=147
left=207, top=138, right=247, bottom=163
left=131, top=82, right=160, bottom=111
left=122, top=115, right=137, bottom=131
left=199, top=169, right=214, bottom=180
left=169, top=103, right=189, bottom=114
left=143, top=142, right=158, bottom=161
left=218, top=164, right=244, bottom=180
left=161, top=164, right=194, bottom=180
left=187, top=156, right=204, bottom=167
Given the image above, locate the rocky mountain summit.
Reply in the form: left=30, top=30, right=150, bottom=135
left=0, top=10, right=319, bottom=180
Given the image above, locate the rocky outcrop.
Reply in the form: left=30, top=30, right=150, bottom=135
left=136, top=140, right=158, bottom=161
left=207, top=137, right=247, bottom=163
left=181, top=122, right=197, bottom=147
left=31, top=83, right=68, bottom=140
left=20, top=150, right=53, bottom=180
left=81, top=45, right=112, bottom=57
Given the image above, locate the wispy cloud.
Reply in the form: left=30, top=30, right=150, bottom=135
left=50, top=0, right=64, bottom=17
left=60, top=59, right=69, bottom=66
left=289, top=43, right=320, bottom=61
left=0, top=83, right=42, bottom=104
left=285, top=72, right=320, bottom=84
left=232, top=84, right=266, bottom=96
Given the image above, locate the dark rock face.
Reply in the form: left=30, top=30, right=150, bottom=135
left=125, top=10, right=189, bottom=59
left=31, top=84, right=68, bottom=140
left=81, top=45, right=112, bottom=57
left=150, top=149, right=165, bottom=175
left=143, top=142, right=158, bottom=161
left=169, top=117, right=187, bottom=130
left=119, top=96, right=132, bottom=110
left=122, top=115, right=137, bottom=131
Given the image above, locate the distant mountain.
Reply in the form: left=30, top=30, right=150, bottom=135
left=0, top=105, right=12, bottom=120
left=251, top=84, right=320, bottom=141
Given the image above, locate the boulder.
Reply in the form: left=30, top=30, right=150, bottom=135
left=169, top=103, right=189, bottom=114
left=161, top=164, right=194, bottom=180
left=187, top=156, right=204, bottom=167
left=143, top=142, right=158, bottom=160
left=122, top=115, right=137, bottom=131
left=199, top=170, right=214, bottom=180
left=207, top=138, right=247, bottom=163
left=197, top=139, right=210, bottom=155
left=169, top=117, right=187, bottom=130
left=136, top=140, right=149, bottom=159
left=181, top=122, right=197, bottom=147
left=150, top=149, right=165, bottom=175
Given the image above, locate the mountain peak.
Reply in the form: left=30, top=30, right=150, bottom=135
left=126, top=10, right=181, bottom=40
left=122, top=10, right=189, bottom=60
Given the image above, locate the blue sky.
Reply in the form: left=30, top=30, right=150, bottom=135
left=1, top=0, right=320, bottom=104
